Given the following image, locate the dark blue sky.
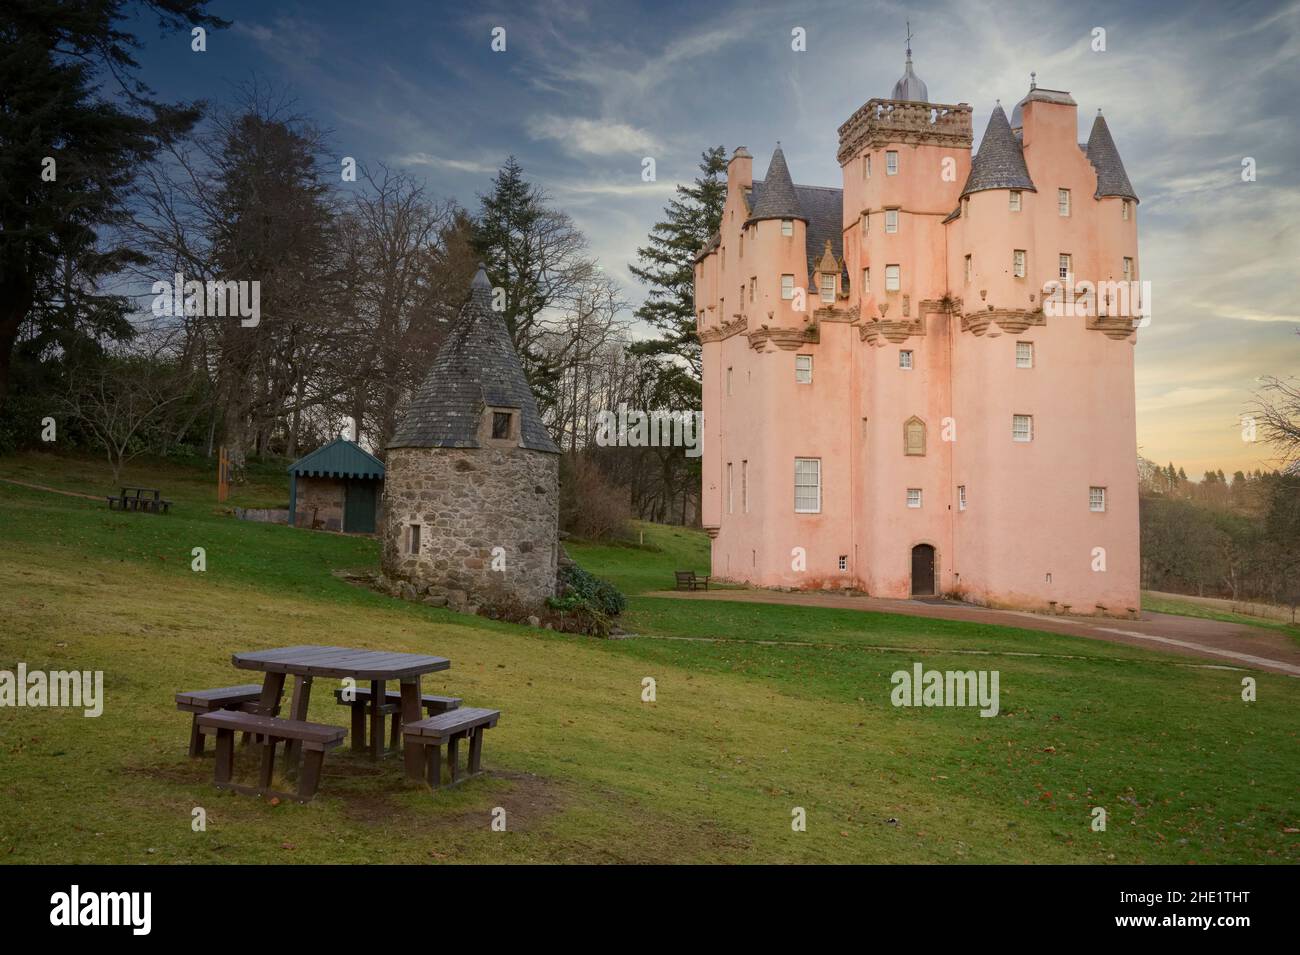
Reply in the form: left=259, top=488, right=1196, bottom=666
left=122, top=0, right=1300, bottom=472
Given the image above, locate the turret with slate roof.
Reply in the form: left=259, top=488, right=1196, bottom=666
left=1085, top=110, right=1138, bottom=202
left=381, top=265, right=560, bottom=610
left=961, top=103, right=1036, bottom=198
left=389, top=265, right=558, bottom=454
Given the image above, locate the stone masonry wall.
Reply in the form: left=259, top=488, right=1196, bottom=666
left=295, top=476, right=344, bottom=530
left=380, top=447, right=559, bottom=609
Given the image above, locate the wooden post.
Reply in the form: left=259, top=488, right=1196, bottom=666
left=284, top=675, right=313, bottom=772
left=400, top=677, right=423, bottom=780
left=368, top=680, right=384, bottom=759
left=217, top=446, right=230, bottom=503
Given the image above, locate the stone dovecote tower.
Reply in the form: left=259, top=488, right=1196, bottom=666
left=382, top=265, right=560, bottom=609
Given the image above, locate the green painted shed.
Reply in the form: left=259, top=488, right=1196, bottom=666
left=287, top=437, right=385, bottom=534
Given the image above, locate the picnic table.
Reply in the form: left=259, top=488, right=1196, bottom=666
left=107, top=486, right=171, bottom=513
left=232, top=645, right=450, bottom=781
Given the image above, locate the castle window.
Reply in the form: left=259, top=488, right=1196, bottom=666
left=838, top=555, right=848, bottom=571
left=866, top=154, right=872, bottom=178
left=749, top=277, right=756, bottom=301
left=407, top=524, right=421, bottom=555
left=1012, top=414, right=1034, bottom=443
left=907, top=488, right=922, bottom=508
left=885, top=265, right=900, bottom=291
left=727, top=463, right=734, bottom=514
left=1009, top=190, right=1022, bottom=211
left=964, top=254, right=972, bottom=284
left=820, top=273, right=835, bottom=302
left=492, top=411, right=513, bottom=439
left=885, top=209, right=899, bottom=234
left=781, top=274, right=795, bottom=300
left=739, top=234, right=743, bottom=257
left=1013, top=249, right=1026, bottom=278
left=781, top=219, right=793, bottom=236
left=726, top=366, right=733, bottom=395
left=1059, top=254, right=1072, bottom=280
left=1058, top=188, right=1070, bottom=217
left=1090, top=486, right=1107, bottom=512
left=742, top=461, right=749, bottom=512
left=899, top=350, right=913, bottom=370
left=794, top=458, right=821, bottom=513
left=904, top=416, right=926, bottom=455
left=886, top=150, right=898, bottom=175
left=861, top=268, right=870, bottom=294
left=958, top=485, right=967, bottom=511
left=795, top=354, right=813, bottom=383
left=862, top=213, right=869, bottom=237
left=1016, top=341, right=1034, bottom=368
left=1122, top=200, right=1131, bottom=221
left=1123, top=257, right=1134, bottom=281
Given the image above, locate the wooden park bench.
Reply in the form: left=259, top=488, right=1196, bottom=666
left=333, top=687, right=461, bottom=752
left=195, top=710, right=345, bottom=802
left=175, top=684, right=265, bottom=756
left=402, top=707, right=500, bottom=791
left=107, top=486, right=172, bottom=514
left=674, top=570, right=710, bottom=591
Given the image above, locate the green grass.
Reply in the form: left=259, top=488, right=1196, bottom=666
left=1, top=451, right=1297, bottom=864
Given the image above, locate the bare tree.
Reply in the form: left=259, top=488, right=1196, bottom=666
left=1252, top=375, right=1300, bottom=475
left=60, top=333, right=191, bottom=483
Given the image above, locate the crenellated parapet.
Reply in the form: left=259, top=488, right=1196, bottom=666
left=837, top=99, right=972, bottom=163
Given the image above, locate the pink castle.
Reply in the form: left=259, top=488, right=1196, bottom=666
left=695, top=45, right=1141, bottom=616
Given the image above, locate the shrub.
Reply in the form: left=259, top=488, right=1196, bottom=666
left=555, top=562, right=626, bottom=616
left=559, top=453, right=633, bottom=541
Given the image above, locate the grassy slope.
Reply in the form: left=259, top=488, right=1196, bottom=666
left=0, top=451, right=1296, bottom=864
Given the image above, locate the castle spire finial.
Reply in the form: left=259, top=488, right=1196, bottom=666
left=905, top=19, right=914, bottom=61
left=1030, top=71, right=1037, bottom=90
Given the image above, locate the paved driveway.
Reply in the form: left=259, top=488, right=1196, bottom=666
left=645, top=589, right=1300, bottom=677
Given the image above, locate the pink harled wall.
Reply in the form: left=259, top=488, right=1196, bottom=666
left=697, top=88, right=1140, bottom=617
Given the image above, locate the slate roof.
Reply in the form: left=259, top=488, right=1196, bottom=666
left=1009, top=86, right=1076, bottom=129
left=745, top=180, right=844, bottom=272
left=746, top=146, right=806, bottom=223
left=961, top=104, right=1036, bottom=198
left=288, top=437, right=385, bottom=479
left=1085, top=112, right=1138, bottom=202
left=387, top=266, right=560, bottom=454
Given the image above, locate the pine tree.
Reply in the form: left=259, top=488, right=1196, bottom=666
left=472, top=157, right=591, bottom=412
left=628, top=146, right=728, bottom=391
left=0, top=0, right=227, bottom=409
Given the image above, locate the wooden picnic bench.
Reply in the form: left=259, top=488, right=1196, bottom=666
left=231, top=645, right=450, bottom=782
left=333, top=687, right=461, bottom=752
left=175, top=684, right=266, bottom=756
left=106, top=486, right=172, bottom=514
left=196, top=710, right=345, bottom=802
left=403, top=707, right=501, bottom=791
left=674, top=570, right=710, bottom=591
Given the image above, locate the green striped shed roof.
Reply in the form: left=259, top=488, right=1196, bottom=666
left=287, top=437, right=385, bottom=479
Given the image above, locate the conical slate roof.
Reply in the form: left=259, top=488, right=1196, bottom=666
left=1085, top=112, right=1138, bottom=202
left=746, top=145, right=806, bottom=224
left=961, top=104, right=1036, bottom=198
left=388, top=265, right=559, bottom=454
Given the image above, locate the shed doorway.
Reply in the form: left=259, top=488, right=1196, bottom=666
left=344, top=480, right=378, bottom=534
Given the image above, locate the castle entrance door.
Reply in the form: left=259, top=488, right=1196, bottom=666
left=910, top=544, right=935, bottom=596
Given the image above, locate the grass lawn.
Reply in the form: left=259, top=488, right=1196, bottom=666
left=0, top=450, right=1296, bottom=864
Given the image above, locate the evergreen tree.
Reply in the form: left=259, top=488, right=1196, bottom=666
left=628, top=146, right=728, bottom=391
left=472, top=156, right=591, bottom=412
left=0, top=0, right=226, bottom=410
